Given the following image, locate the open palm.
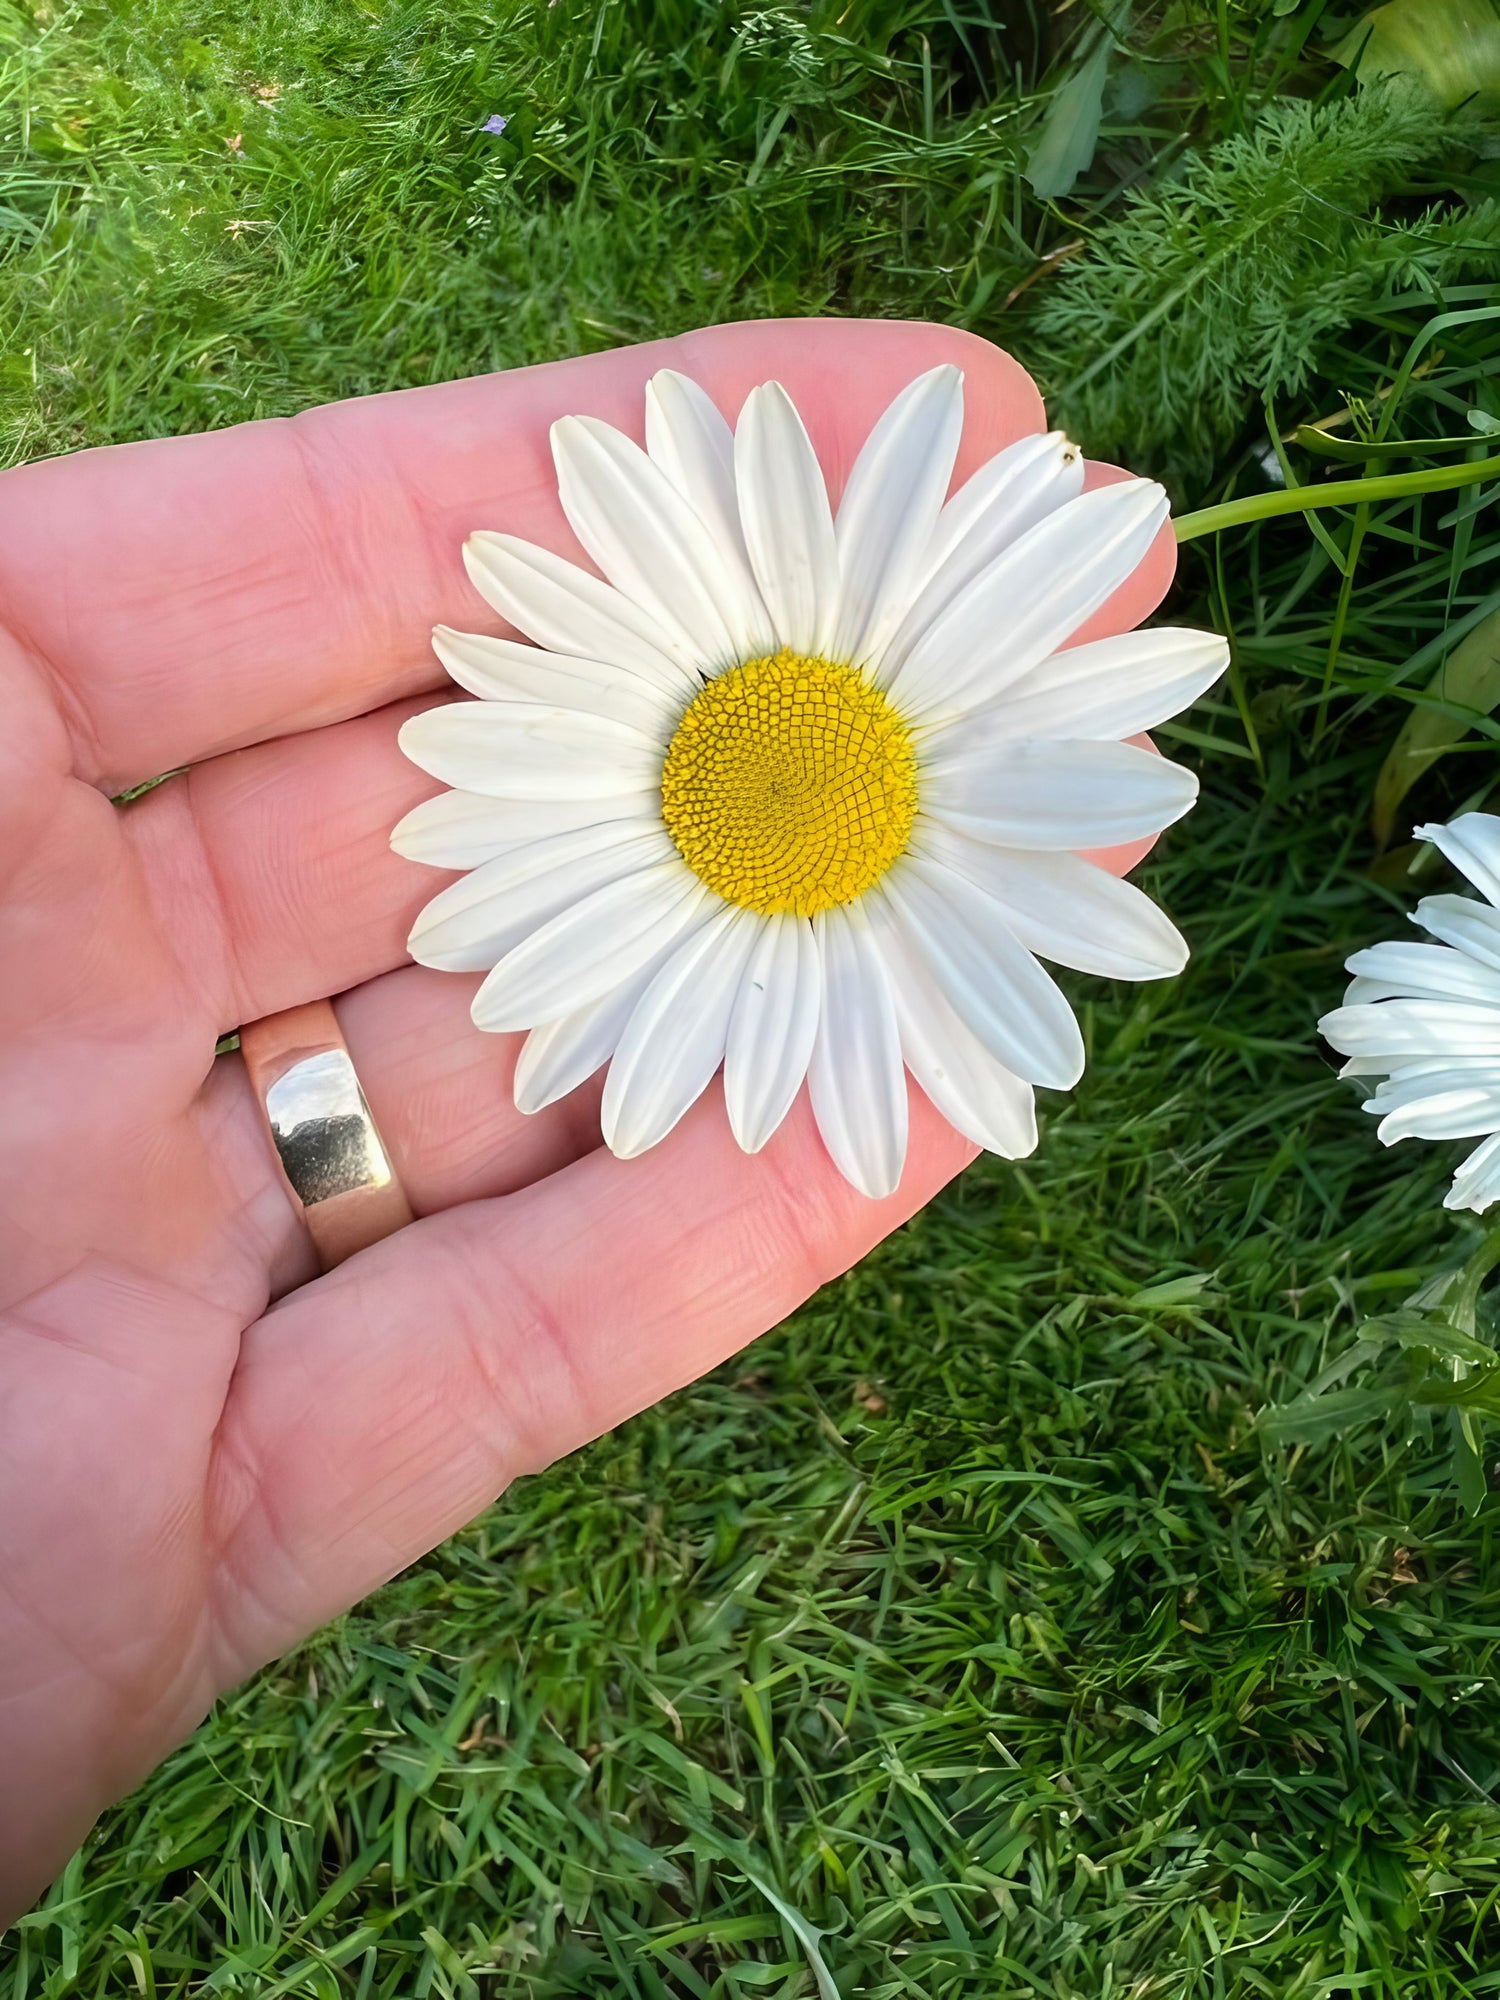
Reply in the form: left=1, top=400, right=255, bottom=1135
left=0, top=318, right=1172, bottom=1918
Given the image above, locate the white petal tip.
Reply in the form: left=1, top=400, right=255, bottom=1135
left=600, top=1114, right=658, bottom=1162
left=470, top=988, right=519, bottom=1034
left=1447, top=1188, right=1498, bottom=1214
left=744, top=379, right=792, bottom=416
left=389, top=810, right=428, bottom=862
left=732, top=1112, right=786, bottom=1157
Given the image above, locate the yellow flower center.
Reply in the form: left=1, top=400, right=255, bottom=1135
left=660, top=648, right=918, bottom=917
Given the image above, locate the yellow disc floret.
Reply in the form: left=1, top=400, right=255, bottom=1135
left=660, top=648, right=918, bottom=917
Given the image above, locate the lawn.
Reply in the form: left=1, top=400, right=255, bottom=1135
left=4, top=0, right=1500, bottom=1993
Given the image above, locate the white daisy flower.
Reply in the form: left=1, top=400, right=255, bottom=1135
left=394, top=365, right=1226, bottom=1196
left=1321, top=813, right=1500, bottom=1214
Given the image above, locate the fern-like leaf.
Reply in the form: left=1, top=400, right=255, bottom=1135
left=1026, top=90, right=1499, bottom=476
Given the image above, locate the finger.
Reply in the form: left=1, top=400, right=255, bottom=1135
left=121, top=695, right=441, bottom=1031
left=208, top=1086, right=976, bottom=1672
left=1077, top=458, right=1177, bottom=642
left=125, top=675, right=1167, bottom=1049
left=1074, top=461, right=1179, bottom=878
left=218, top=742, right=1162, bottom=1274
left=117, top=459, right=1174, bottom=1036
left=335, top=965, right=605, bottom=1213
left=209, top=961, right=605, bottom=1300
left=5, top=320, right=1044, bottom=793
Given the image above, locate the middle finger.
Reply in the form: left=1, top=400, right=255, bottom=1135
left=122, top=694, right=440, bottom=1033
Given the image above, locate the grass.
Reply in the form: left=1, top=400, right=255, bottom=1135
left=6, top=0, right=1500, bottom=1992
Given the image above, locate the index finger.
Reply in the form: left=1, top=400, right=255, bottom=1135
left=0, top=319, right=1056, bottom=793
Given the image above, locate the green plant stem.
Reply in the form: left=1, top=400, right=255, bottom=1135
left=1174, top=451, right=1500, bottom=542
left=1447, top=1222, right=1500, bottom=1336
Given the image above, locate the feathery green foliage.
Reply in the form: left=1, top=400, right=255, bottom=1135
left=1032, top=87, right=1500, bottom=475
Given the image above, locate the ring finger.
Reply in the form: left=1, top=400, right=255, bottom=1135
left=211, top=961, right=611, bottom=1296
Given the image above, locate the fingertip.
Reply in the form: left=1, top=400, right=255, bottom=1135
left=656, top=318, right=1046, bottom=502
left=1080, top=833, right=1159, bottom=877
left=1080, top=732, right=1187, bottom=879
left=1075, top=459, right=1178, bottom=641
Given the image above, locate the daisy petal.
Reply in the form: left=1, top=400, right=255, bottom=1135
left=513, top=995, right=632, bottom=1115
left=1344, top=940, right=1500, bottom=1007
left=921, top=832, right=1188, bottom=980
left=397, top=701, right=665, bottom=800
left=472, top=860, right=709, bottom=1031
left=880, top=854, right=1084, bottom=1089
left=463, top=533, right=698, bottom=692
left=1339, top=1053, right=1472, bottom=1082
left=807, top=904, right=908, bottom=1199
left=552, top=414, right=755, bottom=670
left=887, top=478, right=1170, bottom=722
left=408, top=825, right=673, bottom=971
left=923, top=738, right=1198, bottom=851
left=1418, top=814, right=1500, bottom=908
left=432, top=627, right=680, bottom=738
left=830, top=364, right=964, bottom=666
left=1368, top=1067, right=1500, bottom=1142
left=985, top=628, right=1229, bottom=742
left=723, top=912, right=822, bottom=1153
left=925, top=431, right=1085, bottom=580
left=512, top=915, right=714, bottom=1114
left=645, top=370, right=775, bottom=657
left=875, top=432, right=1085, bottom=685
left=1413, top=893, right=1500, bottom=972
left=1448, top=1130, right=1500, bottom=1211
left=601, top=908, right=760, bottom=1158
left=392, top=788, right=659, bottom=871
left=867, top=896, right=1037, bottom=1156
left=1318, top=999, right=1500, bottom=1060
left=735, top=381, right=840, bottom=656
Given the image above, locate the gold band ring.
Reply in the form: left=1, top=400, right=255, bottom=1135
left=239, top=999, right=414, bottom=1270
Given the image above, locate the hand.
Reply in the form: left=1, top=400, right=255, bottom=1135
left=0, top=318, right=1172, bottom=1920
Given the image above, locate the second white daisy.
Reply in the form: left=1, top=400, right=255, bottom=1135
left=1320, top=813, right=1500, bottom=1214
left=395, top=364, right=1227, bottom=1196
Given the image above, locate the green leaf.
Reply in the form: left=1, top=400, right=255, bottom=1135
left=1456, top=1409, right=1488, bottom=1511
left=745, top=1876, right=842, bottom=2000
left=1258, top=1386, right=1401, bottom=1445
left=1294, top=423, right=1488, bottom=462
left=1372, top=605, right=1500, bottom=842
left=1024, top=38, right=1111, bottom=200
left=1361, top=1308, right=1499, bottom=1367
left=1336, top=0, right=1500, bottom=109
left=1413, top=1365, right=1500, bottom=1415
left=1125, top=1272, right=1219, bottom=1310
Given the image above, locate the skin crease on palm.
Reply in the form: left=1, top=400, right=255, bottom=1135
left=0, top=317, right=1176, bottom=1923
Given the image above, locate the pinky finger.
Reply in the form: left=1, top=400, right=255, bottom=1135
left=208, top=1086, right=975, bottom=1679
